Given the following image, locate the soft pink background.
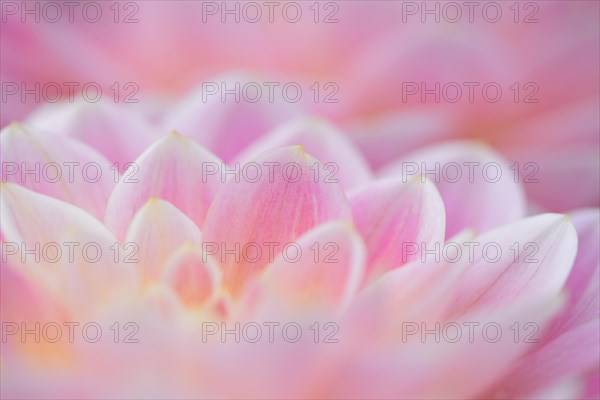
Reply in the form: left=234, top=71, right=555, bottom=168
left=2, top=1, right=599, bottom=210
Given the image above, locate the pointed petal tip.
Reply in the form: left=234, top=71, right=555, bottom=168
left=1, top=181, right=32, bottom=195
left=414, top=174, right=429, bottom=185
left=134, top=198, right=178, bottom=220
left=293, top=144, right=306, bottom=154
left=2, top=121, right=29, bottom=135
left=545, top=212, right=575, bottom=226
left=144, top=197, right=162, bottom=207
left=167, top=129, right=183, bottom=138
left=317, top=219, right=360, bottom=235
left=7, top=121, right=24, bottom=129
left=471, top=139, right=493, bottom=151
left=263, top=144, right=309, bottom=160
left=180, top=240, right=200, bottom=251
left=392, top=174, right=440, bottom=194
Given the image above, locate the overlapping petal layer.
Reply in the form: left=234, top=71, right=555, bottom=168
left=1, top=71, right=597, bottom=398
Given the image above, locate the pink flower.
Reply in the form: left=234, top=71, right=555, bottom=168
left=1, top=2, right=598, bottom=397
left=1, top=94, right=598, bottom=398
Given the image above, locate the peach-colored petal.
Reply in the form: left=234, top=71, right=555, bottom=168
left=0, top=259, right=73, bottom=373
left=380, top=141, right=527, bottom=238
left=252, top=221, right=366, bottom=314
left=202, top=146, right=351, bottom=295
left=163, top=244, right=221, bottom=308
left=235, top=117, right=372, bottom=191
left=1, top=122, right=115, bottom=219
left=348, top=176, right=445, bottom=281
left=125, top=199, right=202, bottom=284
left=105, top=132, right=222, bottom=242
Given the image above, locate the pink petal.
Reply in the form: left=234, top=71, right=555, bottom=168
left=1, top=122, right=115, bottom=220
left=105, top=132, right=222, bottom=242
left=498, top=97, right=599, bottom=212
left=380, top=140, right=527, bottom=238
left=0, top=183, right=136, bottom=314
left=428, top=296, right=566, bottom=399
left=0, top=258, right=72, bottom=371
left=26, top=99, right=160, bottom=172
left=348, top=176, right=445, bottom=281
left=583, top=368, right=600, bottom=400
left=346, top=230, right=475, bottom=337
left=202, top=146, right=351, bottom=295
left=125, top=199, right=202, bottom=284
left=346, top=110, right=458, bottom=169
left=162, top=73, right=303, bottom=162
left=331, top=294, right=563, bottom=399
left=513, top=209, right=600, bottom=398
left=235, top=117, right=372, bottom=191
left=1, top=258, right=63, bottom=324
left=558, top=208, right=600, bottom=331
left=340, top=23, right=517, bottom=121
left=251, top=221, right=366, bottom=313
left=492, top=319, right=600, bottom=399
left=163, top=244, right=221, bottom=308
left=447, top=214, right=577, bottom=318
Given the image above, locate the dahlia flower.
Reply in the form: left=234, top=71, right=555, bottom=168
left=1, top=86, right=598, bottom=398
left=2, top=2, right=599, bottom=397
